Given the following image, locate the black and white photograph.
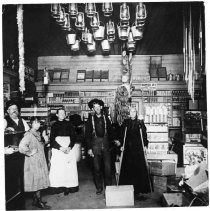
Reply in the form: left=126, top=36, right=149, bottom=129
left=1, top=0, right=209, bottom=210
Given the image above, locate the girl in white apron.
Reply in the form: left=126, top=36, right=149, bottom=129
left=49, top=108, right=79, bottom=195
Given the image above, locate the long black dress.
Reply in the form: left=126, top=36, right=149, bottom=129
left=119, top=118, right=151, bottom=194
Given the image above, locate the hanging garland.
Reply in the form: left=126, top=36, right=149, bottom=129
left=17, top=5, right=25, bottom=93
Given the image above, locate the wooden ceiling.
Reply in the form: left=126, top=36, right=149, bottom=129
left=2, top=2, right=205, bottom=68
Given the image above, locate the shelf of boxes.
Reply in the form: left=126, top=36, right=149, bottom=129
left=80, top=91, right=116, bottom=121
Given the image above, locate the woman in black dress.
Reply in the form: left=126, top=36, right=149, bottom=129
left=119, top=107, right=151, bottom=198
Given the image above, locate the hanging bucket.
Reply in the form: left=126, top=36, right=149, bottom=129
left=87, top=40, right=96, bottom=52
left=93, top=22, right=105, bottom=40
left=101, top=39, right=110, bottom=52
left=117, top=23, right=130, bottom=40
left=127, top=42, right=135, bottom=52
left=131, top=23, right=143, bottom=41
left=66, top=30, right=76, bottom=45
left=71, top=39, right=80, bottom=51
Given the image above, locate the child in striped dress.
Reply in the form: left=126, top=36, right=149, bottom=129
left=19, top=117, right=51, bottom=209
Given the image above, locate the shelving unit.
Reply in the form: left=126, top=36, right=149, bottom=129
left=39, top=90, right=116, bottom=121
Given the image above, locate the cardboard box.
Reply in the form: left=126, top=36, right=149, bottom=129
left=162, top=193, right=190, bottom=207
left=185, top=162, right=208, bottom=193
left=149, top=160, right=176, bottom=176
left=152, top=175, right=167, bottom=193
left=105, top=185, right=134, bottom=207
left=147, top=153, right=178, bottom=163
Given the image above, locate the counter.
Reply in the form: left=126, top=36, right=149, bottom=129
left=4, top=132, right=25, bottom=206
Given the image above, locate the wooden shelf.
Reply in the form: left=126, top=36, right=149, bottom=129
left=35, top=80, right=202, bottom=92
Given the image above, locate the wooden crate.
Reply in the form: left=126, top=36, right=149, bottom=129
left=152, top=175, right=167, bottom=193
left=162, top=193, right=190, bottom=207
left=105, top=185, right=134, bottom=207
left=149, top=160, right=176, bottom=176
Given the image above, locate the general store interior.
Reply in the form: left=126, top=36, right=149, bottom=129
left=2, top=1, right=208, bottom=210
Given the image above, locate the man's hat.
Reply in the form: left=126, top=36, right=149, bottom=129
left=5, top=100, right=19, bottom=111
left=88, top=98, right=104, bottom=109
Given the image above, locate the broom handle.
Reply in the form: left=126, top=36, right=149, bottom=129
left=139, top=127, right=153, bottom=193
left=117, top=126, right=127, bottom=186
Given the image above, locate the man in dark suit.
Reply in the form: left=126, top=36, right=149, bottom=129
left=85, top=99, right=115, bottom=195
left=4, top=100, right=29, bottom=146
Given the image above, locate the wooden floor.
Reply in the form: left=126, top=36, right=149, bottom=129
left=7, top=159, right=163, bottom=210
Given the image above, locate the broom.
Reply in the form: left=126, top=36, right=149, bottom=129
left=115, top=126, right=127, bottom=186
left=139, top=127, right=153, bottom=194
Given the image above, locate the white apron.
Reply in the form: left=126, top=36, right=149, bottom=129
left=49, top=136, right=79, bottom=188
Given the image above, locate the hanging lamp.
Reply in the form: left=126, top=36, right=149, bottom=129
left=85, top=3, right=96, bottom=18
left=75, top=12, right=85, bottom=30
left=62, top=13, right=71, bottom=31
left=135, top=3, right=147, bottom=28
left=120, top=2, right=130, bottom=26
left=90, top=12, right=100, bottom=30
left=102, top=2, right=113, bottom=17
left=68, top=3, right=78, bottom=19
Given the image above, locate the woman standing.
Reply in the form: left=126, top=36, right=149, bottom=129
left=19, top=117, right=51, bottom=209
left=118, top=107, right=151, bottom=199
left=49, top=108, right=79, bottom=195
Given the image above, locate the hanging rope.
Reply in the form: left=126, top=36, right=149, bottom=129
left=17, top=5, right=25, bottom=93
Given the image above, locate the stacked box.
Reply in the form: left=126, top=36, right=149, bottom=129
left=148, top=160, right=176, bottom=176
left=152, top=175, right=168, bottom=193
left=162, top=193, right=190, bottom=207
left=105, top=185, right=134, bottom=207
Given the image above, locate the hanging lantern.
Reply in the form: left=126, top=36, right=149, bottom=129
left=51, top=4, right=61, bottom=18
left=75, top=12, right=85, bottom=30
left=68, top=3, right=78, bottom=19
left=106, top=20, right=115, bottom=36
left=90, top=12, right=100, bottom=30
left=136, top=3, right=147, bottom=28
left=102, top=2, right=113, bottom=17
left=85, top=3, right=96, bottom=18
left=62, top=13, right=71, bottom=31
left=56, top=7, right=65, bottom=25
left=120, top=3, right=130, bottom=24
left=81, top=27, right=88, bottom=43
